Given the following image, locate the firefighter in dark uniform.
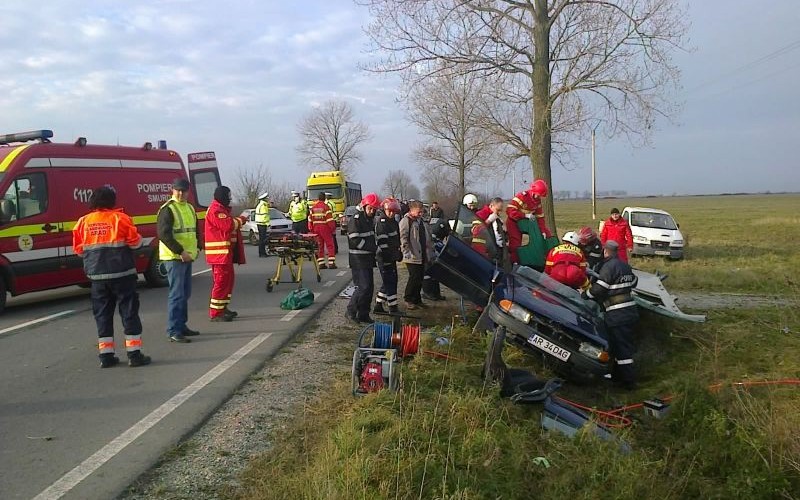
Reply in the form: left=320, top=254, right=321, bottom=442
left=582, top=240, right=639, bottom=389
left=374, top=197, right=402, bottom=314
left=72, top=186, right=151, bottom=368
left=346, top=193, right=380, bottom=323
left=578, top=226, right=604, bottom=270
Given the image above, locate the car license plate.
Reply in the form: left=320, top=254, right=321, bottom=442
left=654, top=250, right=670, bottom=256
left=527, top=335, right=571, bottom=361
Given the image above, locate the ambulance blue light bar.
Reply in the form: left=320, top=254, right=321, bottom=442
left=0, top=130, right=54, bottom=145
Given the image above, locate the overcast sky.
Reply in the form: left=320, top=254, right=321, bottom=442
left=1, top=1, right=798, bottom=197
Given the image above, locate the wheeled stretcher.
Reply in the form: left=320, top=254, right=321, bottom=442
left=265, top=233, right=321, bottom=292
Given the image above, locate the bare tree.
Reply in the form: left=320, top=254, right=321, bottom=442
left=408, top=67, right=504, bottom=198
left=232, top=164, right=271, bottom=209
left=296, top=100, right=372, bottom=176
left=382, top=169, right=420, bottom=200
left=360, top=0, right=689, bottom=232
left=231, top=164, right=291, bottom=213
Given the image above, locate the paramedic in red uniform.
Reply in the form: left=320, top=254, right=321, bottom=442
left=600, top=208, right=633, bottom=263
left=72, top=186, right=151, bottom=368
left=544, top=231, right=590, bottom=289
left=204, top=186, right=246, bottom=322
left=506, top=179, right=553, bottom=264
left=309, top=192, right=337, bottom=269
left=472, top=197, right=507, bottom=266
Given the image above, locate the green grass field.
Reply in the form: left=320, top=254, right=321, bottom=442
left=555, top=194, right=800, bottom=294
left=229, top=194, right=800, bottom=500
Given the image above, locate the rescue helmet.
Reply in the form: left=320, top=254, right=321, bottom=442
left=361, top=193, right=381, bottom=209
left=529, top=179, right=549, bottom=198
left=258, top=192, right=269, bottom=200
left=577, top=226, right=597, bottom=245
left=562, top=231, right=580, bottom=246
left=383, top=197, right=401, bottom=212
left=291, top=190, right=299, bottom=197
left=462, top=193, right=478, bottom=206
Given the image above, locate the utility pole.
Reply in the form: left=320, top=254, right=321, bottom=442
left=591, top=123, right=599, bottom=220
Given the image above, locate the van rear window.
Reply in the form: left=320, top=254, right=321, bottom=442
left=192, top=171, right=218, bottom=208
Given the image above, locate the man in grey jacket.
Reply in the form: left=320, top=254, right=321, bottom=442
left=399, top=200, right=434, bottom=310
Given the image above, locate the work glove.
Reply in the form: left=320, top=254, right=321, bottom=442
left=527, top=213, right=536, bottom=220
left=486, top=213, right=499, bottom=224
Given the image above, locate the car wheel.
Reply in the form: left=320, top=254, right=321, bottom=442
left=249, top=229, right=258, bottom=245
left=144, top=254, right=169, bottom=287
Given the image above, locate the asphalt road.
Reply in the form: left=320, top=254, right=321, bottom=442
left=0, top=236, right=350, bottom=500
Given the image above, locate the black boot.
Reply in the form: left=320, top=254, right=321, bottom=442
left=100, top=354, right=120, bottom=368
left=128, top=351, right=152, bottom=367
left=373, top=302, right=386, bottom=314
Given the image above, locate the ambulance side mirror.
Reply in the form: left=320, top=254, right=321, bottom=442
left=0, top=199, right=15, bottom=224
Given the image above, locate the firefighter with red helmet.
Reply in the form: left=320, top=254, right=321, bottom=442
left=578, top=226, right=604, bottom=269
left=346, top=193, right=380, bottom=323
left=72, top=186, right=151, bottom=368
left=374, top=197, right=402, bottom=314
left=205, top=186, right=246, bottom=322
left=544, top=231, right=590, bottom=289
left=600, top=208, right=633, bottom=263
left=506, top=179, right=553, bottom=264
left=309, top=192, right=337, bottom=269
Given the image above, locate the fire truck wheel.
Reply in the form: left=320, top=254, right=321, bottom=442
left=144, top=256, right=169, bottom=288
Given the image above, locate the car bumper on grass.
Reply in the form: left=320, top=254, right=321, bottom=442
left=487, top=302, right=610, bottom=380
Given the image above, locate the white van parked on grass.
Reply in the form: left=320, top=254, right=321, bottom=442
left=621, top=206, right=685, bottom=259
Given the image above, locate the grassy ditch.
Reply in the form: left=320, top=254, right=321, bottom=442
left=231, top=303, right=799, bottom=499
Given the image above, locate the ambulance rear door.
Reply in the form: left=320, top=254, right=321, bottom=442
left=186, top=152, right=221, bottom=209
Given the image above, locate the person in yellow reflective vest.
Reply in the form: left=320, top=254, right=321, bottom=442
left=157, top=177, right=200, bottom=343
left=288, top=191, right=309, bottom=233
left=255, top=192, right=271, bottom=257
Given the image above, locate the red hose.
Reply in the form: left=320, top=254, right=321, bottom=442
left=400, top=324, right=420, bottom=357
left=556, top=378, right=800, bottom=429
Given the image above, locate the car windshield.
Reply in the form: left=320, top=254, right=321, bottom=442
left=513, top=266, right=597, bottom=317
left=269, top=208, right=287, bottom=219
left=630, top=211, right=677, bottom=230
left=308, top=185, right=343, bottom=199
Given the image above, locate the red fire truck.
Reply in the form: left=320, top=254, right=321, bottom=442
left=0, top=129, right=221, bottom=313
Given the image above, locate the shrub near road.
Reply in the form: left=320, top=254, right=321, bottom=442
left=233, top=194, right=799, bottom=500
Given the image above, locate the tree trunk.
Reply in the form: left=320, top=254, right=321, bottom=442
left=531, top=0, right=556, bottom=235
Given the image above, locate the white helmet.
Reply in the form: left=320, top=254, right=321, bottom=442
left=562, top=231, right=580, bottom=246
left=462, top=194, right=478, bottom=206
left=258, top=192, right=269, bottom=200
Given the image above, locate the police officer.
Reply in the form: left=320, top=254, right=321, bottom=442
left=374, top=198, right=402, bottom=314
left=72, top=186, right=151, bottom=367
left=346, top=193, right=380, bottom=323
left=288, top=191, right=309, bottom=234
left=582, top=240, right=639, bottom=389
left=255, top=192, right=270, bottom=258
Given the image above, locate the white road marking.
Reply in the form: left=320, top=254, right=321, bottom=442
left=32, top=332, right=274, bottom=500
left=0, top=310, right=75, bottom=336
left=192, top=268, right=212, bottom=276
left=336, top=270, right=347, bottom=276
left=280, top=310, right=300, bottom=322
left=323, top=280, right=336, bottom=287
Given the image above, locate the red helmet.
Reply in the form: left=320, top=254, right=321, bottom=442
left=383, top=197, right=401, bottom=212
left=529, top=179, right=549, bottom=198
left=577, top=226, right=597, bottom=245
left=361, top=193, right=381, bottom=209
